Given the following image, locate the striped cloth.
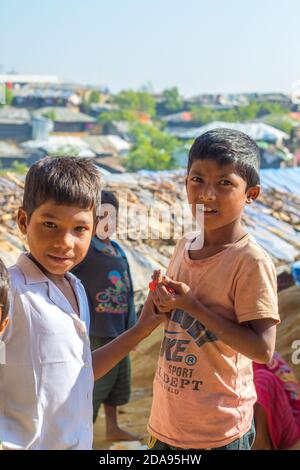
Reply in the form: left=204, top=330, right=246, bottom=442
left=253, top=352, right=300, bottom=449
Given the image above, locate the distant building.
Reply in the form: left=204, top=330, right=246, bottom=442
left=0, top=74, right=62, bottom=86
left=33, top=107, right=97, bottom=134
left=13, top=85, right=82, bottom=109
left=0, top=107, right=32, bottom=142
left=21, top=136, right=95, bottom=158
left=94, top=156, right=126, bottom=174
left=185, top=93, right=249, bottom=109
left=104, top=121, right=131, bottom=140
left=162, top=111, right=193, bottom=127
left=82, top=135, right=130, bottom=157
left=178, top=121, right=289, bottom=145
left=0, top=140, right=42, bottom=168
left=254, top=93, right=292, bottom=109
left=174, top=121, right=293, bottom=169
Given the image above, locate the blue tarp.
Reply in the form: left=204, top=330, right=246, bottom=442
left=260, top=167, right=300, bottom=196
left=243, top=167, right=300, bottom=263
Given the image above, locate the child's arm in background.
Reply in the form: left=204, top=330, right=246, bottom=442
left=92, top=296, right=167, bottom=380
left=152, top=276, right=276, bottom=364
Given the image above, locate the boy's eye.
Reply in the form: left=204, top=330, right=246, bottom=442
left=219, top=180, right=232, bottom=185
left=191, top=176, right=203, bottom=183
left=43, top=221, right=57, bottom=228
left=74, top=226, right=88, bottom=233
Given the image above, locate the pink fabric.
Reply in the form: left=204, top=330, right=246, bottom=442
left=253, top=352, right=300, bottom=449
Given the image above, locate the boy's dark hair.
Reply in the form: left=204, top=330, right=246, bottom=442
left=23, top=157, right=102, bottom=220
left=188, top=128, right=260, bottom=189
left=100, top=190, right=119, bottom=212
left=0, top=258, right=10, bottom=325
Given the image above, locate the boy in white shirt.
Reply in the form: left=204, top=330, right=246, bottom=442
left=0, top=258, right=10, bottom=450
left=0, top=157, right=164, bottom=450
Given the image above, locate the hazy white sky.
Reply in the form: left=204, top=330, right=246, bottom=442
left=1, top=0, right=300, bottom=96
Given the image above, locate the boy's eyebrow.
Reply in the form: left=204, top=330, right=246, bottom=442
left=40, top=212, right=93, bottom=224
left=219, top=173, right=236, bottom=178
left=40, top=212, right=59, bottom=219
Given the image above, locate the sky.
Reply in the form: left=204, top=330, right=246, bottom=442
left=1, top=0, right=300, bottom=97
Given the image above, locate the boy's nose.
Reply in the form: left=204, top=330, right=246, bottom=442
left=53, top=232, right=75, bottom=249
left=198, top=185, right=216, bottom=201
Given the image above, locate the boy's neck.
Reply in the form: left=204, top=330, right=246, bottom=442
left=203, top=220, right=247, bottom=247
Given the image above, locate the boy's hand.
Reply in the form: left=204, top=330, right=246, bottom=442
left=152, top=276, right=196, bottom=313
left=136, top=295, right=170, bottom=338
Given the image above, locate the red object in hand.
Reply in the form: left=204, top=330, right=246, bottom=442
left=148, top=280, right=158, bottom=292
left=148, top=280, right=174, bottom=294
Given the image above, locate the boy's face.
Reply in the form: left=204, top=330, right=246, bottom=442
left=186, top=159, right=260, bottom=233
left=17, top=200, right=95, bottom=278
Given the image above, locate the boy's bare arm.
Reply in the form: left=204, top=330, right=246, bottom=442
left=153, top=277, right=276, bottom=364
left=92, top=297, right=166, bottom=380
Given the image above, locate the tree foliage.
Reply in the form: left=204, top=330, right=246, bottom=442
left=11, top=161, right=28, bottom=175
left=162, top=87, right=183, bottom=113
left=190, top=101, right=286, bottom=125
left=42, top=110, right=56, bottom=121
left=88, top=90, right=100, bottom=105
left=124, top=123, right=181, bottom=171
left=114, top=90, right=156, bottom=117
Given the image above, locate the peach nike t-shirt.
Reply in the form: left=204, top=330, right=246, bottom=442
left=148, top=233, right=280, bottom=449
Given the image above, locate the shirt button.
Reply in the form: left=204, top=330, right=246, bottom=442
left=84, top=361, right=89, bottom=368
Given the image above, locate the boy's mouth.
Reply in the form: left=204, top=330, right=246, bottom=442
left=47, top=254, right=73, bottom=264
left=202, top=206, right=218, bottom=214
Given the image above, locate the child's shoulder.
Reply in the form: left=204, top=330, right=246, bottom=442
left=231, top=234, right=276, bottom=282
left=8, top=263, right=26, bottom=292
left=236, top=234, right=274, bottom=264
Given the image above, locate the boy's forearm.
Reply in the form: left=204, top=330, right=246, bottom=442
left=92, top=324, right=148, bottom=380
left=186, top=297, right=273, bottom=363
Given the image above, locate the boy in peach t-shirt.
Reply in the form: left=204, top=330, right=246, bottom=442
left=147, top=129, right=280, bottom=450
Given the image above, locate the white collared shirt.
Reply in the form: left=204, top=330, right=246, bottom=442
left=0, top=254, right=94, bottom=450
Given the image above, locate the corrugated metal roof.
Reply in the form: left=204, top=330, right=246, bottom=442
left=0, top=106, right=31, bottom=124
left=83, top=135, right=130, bottom=155
left=0, top=141, right=26, bottom=157
left=21, top=136, right=95, bottom=157
left=180, top=121, right=289, bottom=142
left=260, top=167, right=300, bottom=196
left=33, top=107, right=96, bottom=123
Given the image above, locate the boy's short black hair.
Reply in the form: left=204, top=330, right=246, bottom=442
left=0, top=258, right=10, bottom=326
left=100, top=190, right=119, bottom=212
left=187, top=128, right=260, bottom=189
left=23, top=157, right=102, bottom=220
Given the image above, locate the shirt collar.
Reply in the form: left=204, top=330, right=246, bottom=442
left=16, top=253, right=82, bottom=316
left=16, top=253, right=79, bottom=286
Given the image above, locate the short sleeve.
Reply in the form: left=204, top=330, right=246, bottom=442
left=166, top=238, right=185, bottom=278
left=234, top=257, right=280, bottom=324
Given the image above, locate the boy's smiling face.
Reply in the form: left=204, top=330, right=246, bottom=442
left=186, top=159, right=260, bottom=234
left=17, top=200, right=95, bottom=280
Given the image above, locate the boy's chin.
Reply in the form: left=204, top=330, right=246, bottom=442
left=43, top=257, right=77, bottom=275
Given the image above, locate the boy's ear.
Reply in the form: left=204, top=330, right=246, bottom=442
left=17, top=207, right=29, bottom=235
left=245, top=185, right=260, bottom=204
